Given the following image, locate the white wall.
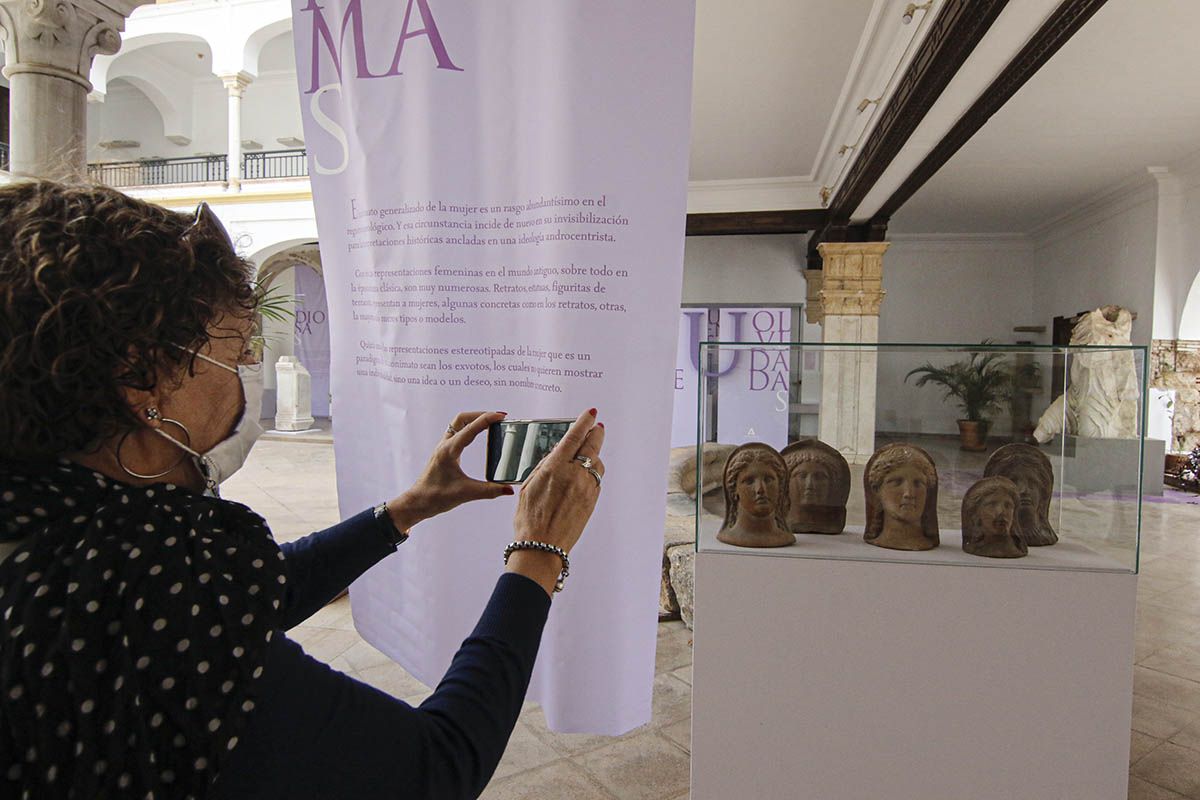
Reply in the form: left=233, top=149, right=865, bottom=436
left=681, top=234, right=806, bottom=305
left=87, top=72, right=303, bottom=163
left=1169, top=158, right=1200, bottom=339
left=1031, top=180, right=1159, bottom=346
left=873, top=235, right=1038, bottom=437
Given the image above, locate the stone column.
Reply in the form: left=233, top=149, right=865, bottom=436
left=0, top=0, right=151, bottom=179
left=220, top=72, right=252, bottom=189
left=804, top=269, right=824, bottom=325
left=816, top=242, right=889, bottom=465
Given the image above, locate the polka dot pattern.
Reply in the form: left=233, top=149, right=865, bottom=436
left=1, top=460, right=287, bottom=797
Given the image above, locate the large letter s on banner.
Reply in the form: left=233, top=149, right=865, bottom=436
left=310, top=83, right=350, bottom=175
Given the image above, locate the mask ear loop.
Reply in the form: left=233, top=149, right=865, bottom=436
left=116, top=418, right=196, bottom=480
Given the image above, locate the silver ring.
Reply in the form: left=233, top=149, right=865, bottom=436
left=585, top=466, right=602, bottom=487
left=446, top=424, right=458, bottom=436
left=574, top=455, right=594, bottom=470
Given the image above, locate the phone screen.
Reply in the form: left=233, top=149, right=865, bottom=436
left=486, top=419, right=574, bottom=483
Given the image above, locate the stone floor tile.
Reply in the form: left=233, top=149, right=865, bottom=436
left=1128, top=776, right=1189, bottom=799
left=1135, top=731, right=1166, bottom=764
left=302, top=596, right=358, bottom=631
left=521, top=706, right=626, bottom=757
left=1136, top=668, right=1200, bottom=715
left=651, top=674, right=692, bottom=728
left=354, top=661, right=430, bottom=699
left=1133, top=742, right=1200, bottom=798
left=574, top=731, right=691, bottom=800
left=1134, top=695, right=1200, bottom=739
left=1144, top=647, right=1200, bottom=686
left=479, top=759, right=616, bottom=800
left=655, top=622, right=693, bottom=673
left=661, top=718, right=691, bottom=753
left=328, top=639, right=394, bottom=674
left=671, top=665, right=692, bottom=686
left=289, top=626, right=360, bottom=664
left=491, top=721, right=566, bottom=782
left=1171, top=718, right=1200, bottom=754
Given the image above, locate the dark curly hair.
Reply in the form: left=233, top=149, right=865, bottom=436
left=0, top=181, right=257, bottom=461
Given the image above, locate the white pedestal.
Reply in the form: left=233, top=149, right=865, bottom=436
left=274, top=356, right=316, bottom=432
left=692, top=551, right=1136, bottom=800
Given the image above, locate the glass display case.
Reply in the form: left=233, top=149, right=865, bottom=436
left=693, top=342, right=1148, bottom=573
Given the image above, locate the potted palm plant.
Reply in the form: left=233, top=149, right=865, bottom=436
left=905, top=345, right=1015, bottom=451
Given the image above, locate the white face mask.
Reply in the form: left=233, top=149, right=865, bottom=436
left=158, top=349, right=265, bottom=496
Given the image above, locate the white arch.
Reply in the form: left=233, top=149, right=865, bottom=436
left=1180, top=271, right=1200, bottom=340
left=107, top=74, right=192, bottom=145
left=243, top=19, right=294, bottom=77
left=247, top=235, right=321, bottom=272
left=91, top=32, right=213, bottom=98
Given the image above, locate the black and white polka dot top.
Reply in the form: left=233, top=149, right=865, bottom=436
left=0, top=459, right=287, bottom=799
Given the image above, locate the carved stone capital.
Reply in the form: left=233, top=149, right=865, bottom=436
left=0, top=1, right=149, bottom=89
left=817, top=242, right=890, bottom=317
left=804, top=269, right=824, bottom=325
left=220, top=71, right=254, bottom=97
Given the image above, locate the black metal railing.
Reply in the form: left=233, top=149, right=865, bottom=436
left=243, top=149, right=308, bottom=180
left=87, top=155, right=228, bottom=188
left=0, top=142, right=9, bottom=172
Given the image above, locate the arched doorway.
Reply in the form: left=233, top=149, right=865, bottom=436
left=256, top=244, right=331, bottom=424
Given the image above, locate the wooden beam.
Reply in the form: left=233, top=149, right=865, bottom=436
left=685, top=209, right=827, bottom=237
left=870, top=0, right=1113, bottom=225
left=827, top=0, right=1009, bottom=225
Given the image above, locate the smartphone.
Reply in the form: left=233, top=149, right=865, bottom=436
left=486, top=418, right=575, bottom=484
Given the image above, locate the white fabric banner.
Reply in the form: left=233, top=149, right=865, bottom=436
left=291, top=1, right=695, bottom=733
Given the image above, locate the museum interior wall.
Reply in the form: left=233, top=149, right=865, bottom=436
left=874, top=235, right=1036, bottom=437
left=1031, top=177, right=1158, bottom=347
left=681, top=234, right=806, bottom=306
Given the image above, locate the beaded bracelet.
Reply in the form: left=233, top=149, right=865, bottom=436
left=503, top=540, right=570, bottom=594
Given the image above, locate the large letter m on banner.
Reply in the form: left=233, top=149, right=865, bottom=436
left=301, top=0, right=463, bottom=94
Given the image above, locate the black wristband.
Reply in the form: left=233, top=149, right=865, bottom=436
left=373, top=502, right=410, bottom=547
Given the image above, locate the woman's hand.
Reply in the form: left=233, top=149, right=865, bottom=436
left=506, top=408, right=605, bottom=595
left=385, top=411, right=514, bottom=531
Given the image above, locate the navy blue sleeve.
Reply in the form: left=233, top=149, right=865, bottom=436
left=210, top=572, right=552, bottom=800
left=277, top=508, right=396, bottom=630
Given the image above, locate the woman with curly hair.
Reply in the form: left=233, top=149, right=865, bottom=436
left=0, top=181, right=606, bottom=799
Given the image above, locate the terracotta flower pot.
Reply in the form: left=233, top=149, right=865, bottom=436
left=957, top=420, right=990, bottom=451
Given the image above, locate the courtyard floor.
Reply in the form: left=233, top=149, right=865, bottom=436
left=223, top=432, right=1200, bottom=800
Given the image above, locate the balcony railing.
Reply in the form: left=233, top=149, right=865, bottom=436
left=85, top=150, right=310, bottom=188
left=243, top=149, right=308, bottom=180
left=88, top=155, right=228, bottom=188
left=0, top=142, right=9, bottom=172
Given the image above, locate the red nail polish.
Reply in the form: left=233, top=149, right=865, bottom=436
left=598, top=422, right=605, bottom=429
left=589, top=408, right=598, bottom=416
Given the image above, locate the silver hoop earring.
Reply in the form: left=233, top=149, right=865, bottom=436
left=116, top=418, right=193, bottom=480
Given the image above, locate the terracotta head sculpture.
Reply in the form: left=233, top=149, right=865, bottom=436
left=863, top=443, right=940, bottom=551
left=717, top=443, right=795, bottom=548
left=961, top=476, right=1027, bottom=558
left=781, top=439, right=850, bottom=534
left=983, top=443, right=1057, bottom=546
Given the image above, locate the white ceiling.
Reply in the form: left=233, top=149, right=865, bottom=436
left=689, top=0, right=876, bottom=182
left=891, top=0, right=1200, bottom=234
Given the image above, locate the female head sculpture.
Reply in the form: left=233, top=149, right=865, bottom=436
left=983, top=444, right=1057, bottom=546
left=961, top=476, right=1027, bottom=558
left=781, top=439, right=850, bottom=534
left=863, top=444, right=940, bottom=551
left=717, top=443, right=795, bottom=548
